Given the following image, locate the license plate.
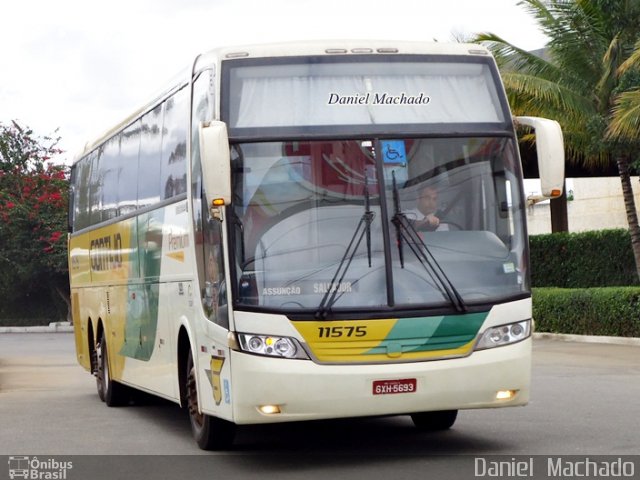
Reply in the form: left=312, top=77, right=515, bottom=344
left=372, top=378, right=417, bottom=395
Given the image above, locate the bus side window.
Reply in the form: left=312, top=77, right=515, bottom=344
left=161, top=88, right=188, bottom=200
left=73, top=156, right=92, bottom=231
left=138, top=105, right=163, bottom=209
left=88, top=150, right=102, bottom=226
left=99, top=136, right=120, bottom=222
left=117, top=121, right=141, bottom=216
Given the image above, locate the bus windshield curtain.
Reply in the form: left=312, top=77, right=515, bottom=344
left=230, top=64, right=504, bottom=128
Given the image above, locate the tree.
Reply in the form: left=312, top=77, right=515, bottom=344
left=475, top=0, right=640, bottom=281
left=0, top=120, right=69, bottom=322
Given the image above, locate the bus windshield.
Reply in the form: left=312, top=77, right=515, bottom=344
left=230, top=136, right=528, bottom=314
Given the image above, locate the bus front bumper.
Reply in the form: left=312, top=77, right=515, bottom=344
left=229, top=337, right=531, bottom=424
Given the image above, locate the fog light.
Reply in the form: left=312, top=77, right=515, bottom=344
left=496, top=389, right=518, bottom=400
left=258, top=405, right=281, bottom=415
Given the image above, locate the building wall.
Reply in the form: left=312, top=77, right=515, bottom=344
left=526, top=177, right=640, bottom=235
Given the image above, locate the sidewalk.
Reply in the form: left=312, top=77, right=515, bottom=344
left=0, top=322, right=74, bottom=333
left=1, top=322, right=639, bottom=346
left=533, top=331, right=640, bottom=346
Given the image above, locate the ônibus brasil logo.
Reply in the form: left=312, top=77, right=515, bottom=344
left=8, top=456, right=72, bottom=480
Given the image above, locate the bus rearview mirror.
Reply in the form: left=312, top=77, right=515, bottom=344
left=199, top=121, right=231, bottom=207
left=515, top=116, right=565, bottom=202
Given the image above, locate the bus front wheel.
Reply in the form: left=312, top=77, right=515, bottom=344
left=411, top=410, right=458, bottom=431
left=186, top=350, right=236, bottom=450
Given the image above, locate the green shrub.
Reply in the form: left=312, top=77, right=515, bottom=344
left=530, top=229, right=638, bottom=287
left=0, top=289, right=67, bottom=326
left=533, top=287, right=640, bottom=337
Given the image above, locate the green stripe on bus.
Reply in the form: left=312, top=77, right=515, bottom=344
left=363, top=312, right=487, bottom=356
left=119, top=211, right=163, bottom=361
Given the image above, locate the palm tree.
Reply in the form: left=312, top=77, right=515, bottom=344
left=475, top=0, right=640, bottom=280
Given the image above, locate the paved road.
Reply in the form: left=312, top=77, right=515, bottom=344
left=0, top=333, right=638, bottom=479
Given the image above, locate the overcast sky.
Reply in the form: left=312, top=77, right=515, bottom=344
left=0, top=0, right=548, bottom=164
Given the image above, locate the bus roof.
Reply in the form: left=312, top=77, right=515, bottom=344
left=72, top=40, right=491, bottom=165
left=204, top=39, right=489, bottom=61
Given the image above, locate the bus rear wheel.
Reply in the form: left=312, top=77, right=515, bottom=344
left=186, top=350, right=236, bottom=450
left=411, top=410, right=458, bottom=431
left=96, top=335, right=129, bottom=406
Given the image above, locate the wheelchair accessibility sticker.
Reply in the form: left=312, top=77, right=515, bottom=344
left=381, top=140, right=407, bottom=165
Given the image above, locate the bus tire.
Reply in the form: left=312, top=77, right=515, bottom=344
left=96, top=335, right=129, bottom=407
left=411, top=410, right=458, bottom=431
left=186, top=350, right=236, bottom=450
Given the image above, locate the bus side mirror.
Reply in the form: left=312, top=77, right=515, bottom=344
left=515, top=116, right=565, bottom=203
left=199, top=121, right=231, bottom=208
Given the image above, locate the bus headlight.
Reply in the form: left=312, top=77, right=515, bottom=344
left=237, top=333, right=309, bottom=359
left=475, top=320, right=531, bottom=350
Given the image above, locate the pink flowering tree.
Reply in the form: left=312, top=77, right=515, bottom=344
left=0, top=121, right=69, bottom=323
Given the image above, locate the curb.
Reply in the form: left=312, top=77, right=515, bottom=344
left=533, top=332, right=640, bottom=346
left=0, top=322, right=74, bottom=334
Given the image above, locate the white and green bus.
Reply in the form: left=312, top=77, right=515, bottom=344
left=69, top=40, right=564, bottom=450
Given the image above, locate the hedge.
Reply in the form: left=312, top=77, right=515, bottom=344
left=5, top=287, right=640, bottom=337
left=529, top=229, right=639, bottom=288
left=0, top=291, right=67, bottom=327
left=532, top=287, right=640, bottom=337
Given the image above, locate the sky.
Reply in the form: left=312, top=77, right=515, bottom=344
left=0, top=0, right=548, bottom=165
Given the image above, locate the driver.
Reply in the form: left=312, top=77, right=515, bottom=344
left=405, top=186, right=448, bottom=232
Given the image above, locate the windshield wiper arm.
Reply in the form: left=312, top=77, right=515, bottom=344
left=315, top=183, right=374, bottom=319
left=391, top=171, right=405, bottom=268
left=364, top=177, right=373, bottom=268
left=390, top=173, right=466, bottom=313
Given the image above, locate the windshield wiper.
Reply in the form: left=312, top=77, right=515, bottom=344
left=315, top=180, right=374, bottom=319
left=390, top=172, right=466, bottom=313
